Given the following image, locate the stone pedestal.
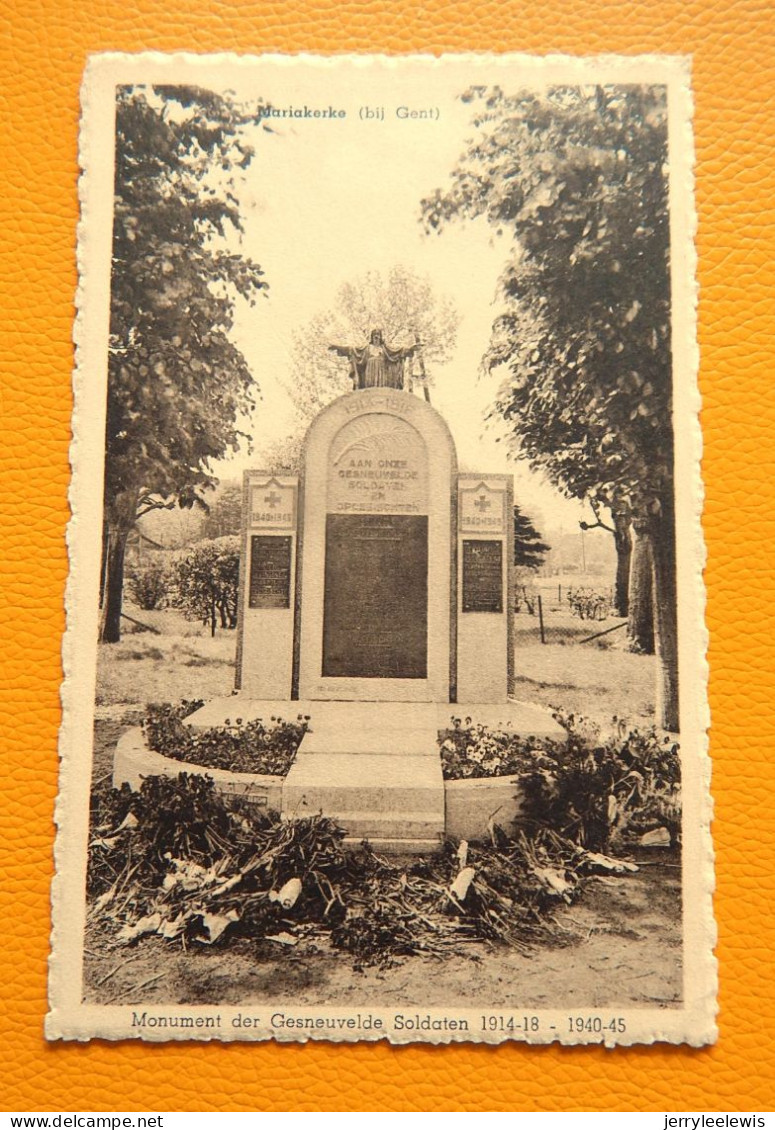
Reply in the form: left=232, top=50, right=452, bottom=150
left=185, top=697, right=566, bottom=851
left=236, top=472, right=298, bottom=699
left=456, top=475, right=514, bottom=703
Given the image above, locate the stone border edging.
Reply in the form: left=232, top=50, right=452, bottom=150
left=113, top=726, right=524, bottom=842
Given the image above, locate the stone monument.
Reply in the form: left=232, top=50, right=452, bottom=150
left=190, top=382, right=561, bottom=850
left=237, top=387, right=514, bottom=704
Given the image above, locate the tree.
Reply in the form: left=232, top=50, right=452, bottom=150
left=422, top=85, right=678, bottom=729
left=199, top=481, right=243, bottom=540
left=101, top=84, right=267, bottom=643
left=514, top=505, right=550, bottom=571
left=171, top=536, right=240, bottom=636
left=284, top=265, right=459, bottom=426
left=579, top=501, right=634, bottom=621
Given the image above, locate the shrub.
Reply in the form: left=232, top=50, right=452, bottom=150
left=170, top=536, right=240, bottom=636
left=126, top=559, right=170, bottom=610
left=439, top=714, right=681, bottom=852
left=566, top=586, right=609, bottom=621
left=519, top=713, right=680, bottom=851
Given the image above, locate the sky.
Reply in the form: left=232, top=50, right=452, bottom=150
left=203, top=57, right=593, bottom=536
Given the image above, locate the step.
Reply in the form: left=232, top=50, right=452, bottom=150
left=342, top=837, right=442, bottom=855
left=282, top=752, right=445, bottom=817
left=323, top=809, right=445, bottom=841
left=299, top=728, right=437, bottom=757
left=309, top=701, right=438, bottom=733
left=186, top=698, right=565, bottom=742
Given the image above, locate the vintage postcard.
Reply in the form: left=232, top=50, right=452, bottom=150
left=48, top=51, right=714, bottom=1045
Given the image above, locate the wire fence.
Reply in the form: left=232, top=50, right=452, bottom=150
left=514, top=580, right=628, bottom=648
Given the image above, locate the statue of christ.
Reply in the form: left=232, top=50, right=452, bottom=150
left=329, top=328, right=421, bottom=391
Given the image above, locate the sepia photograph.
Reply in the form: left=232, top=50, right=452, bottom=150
left=47, top=52, right=713, bottom=1045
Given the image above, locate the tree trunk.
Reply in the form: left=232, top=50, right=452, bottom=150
left=99, top=524, right=109, bottom=609
left=651, top=495, right=679, bottom=733
left=100, top=491, right=138, bottom=644
left=612, top=512, right=632, bottom=617
left=627, top=519, right=655, bottom=655
left=100, top=523, right=130, bottom=643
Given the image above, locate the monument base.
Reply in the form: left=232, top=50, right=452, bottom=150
left=185, top=698, right=565, bottom=853
left=282, top=703, right=444, bottom=852
left=187, top=697, right=564, bottom=738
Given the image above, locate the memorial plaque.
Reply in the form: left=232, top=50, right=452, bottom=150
left=327, top=413, right=428, bottom=515
left=323, top=514, right=428, bottom=678
left=462, top=539, right=503, bottom=613
left=248, top=535, right=292, bottom=609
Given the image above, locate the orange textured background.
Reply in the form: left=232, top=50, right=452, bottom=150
left=2, top=0, right=773, bottom=1113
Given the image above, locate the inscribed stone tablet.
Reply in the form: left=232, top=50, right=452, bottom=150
left=327, top=413, right=428, bottom=514
left=462, top=539, right=503, bottom=613
left=322, top=513, right=428, bottom=677
left=248, top=535, right=292, bottom=609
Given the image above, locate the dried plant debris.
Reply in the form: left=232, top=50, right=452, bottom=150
left=87, top=774, right=643, bottom=968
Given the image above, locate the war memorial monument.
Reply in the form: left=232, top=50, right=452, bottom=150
left=171, top=334, right=563, bottom=852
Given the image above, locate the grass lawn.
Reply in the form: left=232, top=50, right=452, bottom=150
left=95, top=605, right=237, bottom=707
left=96, top=601, right=657, bottom=727
left=512, top=576, right=656, bottom=724
left=513, top=634, right=656, bottom=724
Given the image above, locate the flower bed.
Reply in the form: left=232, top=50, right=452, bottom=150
left=439, top=716, right=548, bottom=780
left=440, top=713, right=681, bottom=851
left=125, top=702, right=680, bottom=853
left=142, top=700, right=309, bottom=777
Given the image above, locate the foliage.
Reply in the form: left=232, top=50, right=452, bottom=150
left=422, top=84, right=671, bottom=519
left=440, top=714, right=681, bottom=852
left=142, top=700, right=309, bottom=776
left=126, top=559, right=170, bottom=610
left=102, top=84, right=267, bottom=642
left=87, top=774, right=596, bottom=962
left=514, top=505, right=550, bottom=570
left=421, top=83, right=678, bottom=728
left=520, top=713, right=680, bottom=851
left=170, top=536, right=240, bottom=636
left=439, top=719, right=541, bottom=780
left=285, top=265, right=459, bottom=424
left=199, top=481, right=243, bottom=540
left=566, top=586, right=610, bottom=621
left=513, top=581, right=537, bottom=615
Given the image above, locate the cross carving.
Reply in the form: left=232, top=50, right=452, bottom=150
left=474, top=494, right=491, bottom=512
left=264, top=491, right=282, bottom=508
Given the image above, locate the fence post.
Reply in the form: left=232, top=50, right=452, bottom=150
left=558, top=583, right=562, bottom=604
left=538, top=594, right=546, bottom=645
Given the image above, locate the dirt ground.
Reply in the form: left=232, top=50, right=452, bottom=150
left=82, top=851, right=681, bottom=1010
